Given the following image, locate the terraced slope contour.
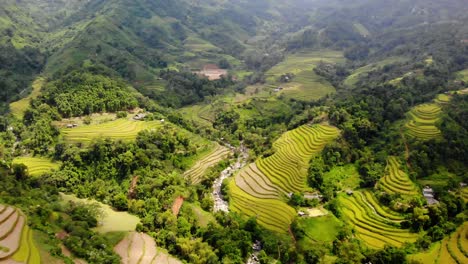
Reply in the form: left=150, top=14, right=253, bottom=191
left=184, top=144, right=231, bottom=184
left=408, top=222, right=468, bottom=263
left=256, top=124, right=340, bottom=194
left=0, top=205, right=40, bottom=264
left=114, top=232, right=181, bottom=264
left=230, top=124, right=340, bottom=233
left=62, top=119, right=164, bottom=143
left=405, top=103, right=442, bottom=140
left=12, top=157, right=61, bottom=177
left=338, top=192, right=417, bottom=249
left=378, top=157, right=419, bottom=196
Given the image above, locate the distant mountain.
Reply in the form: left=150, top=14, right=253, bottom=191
left=1, top=0, right=467, bottom=112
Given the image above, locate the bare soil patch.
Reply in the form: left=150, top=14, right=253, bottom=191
left=306, top=208, right=329, bottom=217
left=172, top=196, right=184, bottom=216
left=0, top=215, right=24, bottom=259
left=194, top=64, right=227, bottom=80
left=128, top=233, right=144, bottom=264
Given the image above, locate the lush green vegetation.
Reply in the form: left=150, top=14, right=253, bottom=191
left=1, top=0, right=468, bottom=263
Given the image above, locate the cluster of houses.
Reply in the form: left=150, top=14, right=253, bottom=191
left=66, top=124, right=78, bottom=129
left=273, top=86, right=283, bottom=93
left=423, top=186, right=438, bottom=205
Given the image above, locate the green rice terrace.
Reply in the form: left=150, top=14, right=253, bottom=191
left=338, top=191, right=417, bottom=249
left=12, top=156, right=60, bottom=177
left=229, top=123, right=340, bottom=233
left=409, top=223, right=468, bottom=264
left=405, top=103, right=443, bottom=141
left=184, top=144, right=231, bottom=184
left=377, top=157, right=420, bottom=196
left=61, top=119, right=164, bottom=144
left=0, top=205, right=41, bottom=264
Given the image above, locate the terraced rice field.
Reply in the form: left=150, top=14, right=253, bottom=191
left=265, top=50, right=343, bottom=101
left=12, top=156, right=61, bottom=177
left=434, top=94, right=451, bottom=104
left=229, top=181, right=296, bottom=233
left=405, top=103, right=442, bottom=140
left=62, top=119, right=164, bottom=143
left=408, top=223, right=468, bottom=263
left=114, top=232, right=181, bottom=264
left=230, top=124, right=340, bottom=232
left=338, top=192, right=417, bottom=249
left=184, top=144, right=231, bottom=184
left=256, top=124, right=340, bottom=194
left=378, top=157, right=419, bottom=196
left=0, top=205, right=41, bottom=263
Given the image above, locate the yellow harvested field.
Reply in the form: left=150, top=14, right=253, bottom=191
left=184, top=144, right=231, bottom=184
left=62, top=119, right=164, bottom=143
left=378, top=157, right=419, bottom=196
left=230, top=123, right=340, bottom=232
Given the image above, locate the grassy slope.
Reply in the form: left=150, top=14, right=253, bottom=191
left=344, top=57, right=407, bottom=87
left=60, top=193, right=140, bottom=233
left=298, top=214, right=342, bottom=242
left=9, top=77, right=45, bottom=119
left=457, top=69, right=468, bottom=82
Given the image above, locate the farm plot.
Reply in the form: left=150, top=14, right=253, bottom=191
left=230, top=124, right=339, bottom=232
left=405, top=103, right=442, bottom=141
left=0, top=205, right=41, bottom=264
left=434, top=94, right=451, bottom=104
left=114, top=232, right=181, bottom=264
left=338, top=193, right=418, bottom=249
left=256, top=124, right=340, bottom=194
left=378, top=157, right=419, bottom=196
left=62, top=119, right=164, bottom=144
left=12, top=156, right=61, bottom=177
left=408, top=223, right=468, bottom=264
left=229, top=181, right=296, bottom=234
left=266, top=50, right=344, bottom=101
left=184, top=144, right=231, bottom=184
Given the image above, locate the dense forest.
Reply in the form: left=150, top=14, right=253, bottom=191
left=0, top=0, right=467, bottom=264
